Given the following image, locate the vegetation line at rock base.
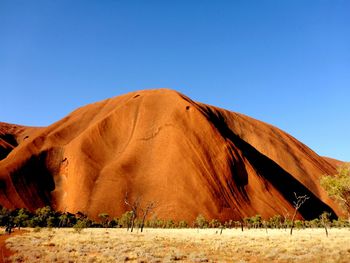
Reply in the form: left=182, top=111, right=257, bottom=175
left=1, top=206, right=349, bottom=234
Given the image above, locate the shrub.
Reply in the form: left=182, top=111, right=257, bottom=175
left=178, top=220, right=188, bottom=228
left=164, top=220, right=176, bottom=228
left=332, top=217, right=349, bottom=228
left=98, top=213, right=110, bottom=228
left=108, top=218, right=119, bottom=228
left=47, top=216, right=58, bottom=227
left=250, top=215, right=262, bottom=228
left=34, top=206, right=56, bottom=227
left=209, top=219, right=221, bottom=228
left=119, top=211, right=133, bottom=228
left=294, top=220, right=303, bottom=229
left=13, top=208, right=30, bottom=229
left=58, top=213, right=76, bottom=227
left=195, top=214, right=208, bottom=228
left=269, top=215, right=282, bottom=228
left=309, top=218, right=321, bottom=228
left=73, top=219, right=90, bottom=233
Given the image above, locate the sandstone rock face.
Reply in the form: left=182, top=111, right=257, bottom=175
left=0, top=89, right=344, bottom=221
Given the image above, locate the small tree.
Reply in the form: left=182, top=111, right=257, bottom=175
left=195, top=214, right=208, bottom=229
left=58, top=212, right=76, bottom=227
left=139, top=202, right=156, bottom=232
left=46, top=216, right=57, bottom=227
left=35, top=206, right=55, bottom=227
left=332, top=217, right=349, bottom=228
left=320, top=211, right=331, bottom=237
left=124, top=192, right=141, bottom=232
left=73, top=218, right=91, bottom=233
left=178, top=220, right=188, bottom=228
left=98, top=213, right=110, bottom=228
left=243, top=217, right=251, bottom=229
left=109, top=218, right=119, bottom=228
left=14, top=208, right=30, bottom=229
left=294, top=220, right=303, bottom=229
left=119, top=211, right=133, bottom=229
left=209, top=219, right=221, bottom=228
left=124, top=192, right=157, bottom=232
left=145, top=215, right=158, bottom=228
left=164, top=219, right=175, bottom=228
left=290, top=192, right=309, bottom=235
left=4, top=211, right=14, bottom=234
left=250, top=215, right=262, bottom=228
left=269, top=215, right=282, bottom=229
left=309, top=218, right=321, bottom=228
left=321, top=163, right=350, bottom=221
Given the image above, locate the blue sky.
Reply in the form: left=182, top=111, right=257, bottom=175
left=0, top=1, right=349, bottom=161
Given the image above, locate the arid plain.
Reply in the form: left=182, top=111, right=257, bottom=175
left=4, top=227, right=350, bottom=262
left=1, top=89, right=349, bottom=262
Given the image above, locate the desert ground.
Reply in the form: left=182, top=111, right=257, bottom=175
left=3, top=227, right=350, bottom=262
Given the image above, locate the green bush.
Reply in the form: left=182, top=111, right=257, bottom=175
left=269, top=215, right=282, bottom=228
left=250, top=215, right=262, bottom=228
left=294, top=220, right=304, bottom=229
left=98, top=213, right=110, bottom=228
left=2, top=204, right=350, bottom=231
left=73, top=219, right=91, bottom=233
left=178, top=220, right=188, bottom=228
left=195, top=214, right=208, bottom=228
left=119, top=211, right=133, bottom=228
left=164, top=220, right=176, bottom=228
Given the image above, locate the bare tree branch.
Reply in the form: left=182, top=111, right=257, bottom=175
left=290, top=192, right=309, bottom=235
left=124, top=192, right=141, bottom=232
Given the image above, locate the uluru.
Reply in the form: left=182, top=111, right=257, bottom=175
left=0, top=89, right=344, bottom=222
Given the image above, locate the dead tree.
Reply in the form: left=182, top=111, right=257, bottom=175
left=124, top=192, right=141, bottom=232
left=240, top=219, right=244, bottom=232
left=290, top=192, right=309, bottom=235
left=139, top=201, right=156, bottom=232
left=220, top=225, right=224, bottom=235
left=124, top=192, right=157, bottom=233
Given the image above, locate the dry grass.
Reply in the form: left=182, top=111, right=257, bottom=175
left=4, top=227, right=350, bottom=262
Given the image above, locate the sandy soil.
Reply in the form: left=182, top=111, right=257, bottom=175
left=4, top=227, right=350, bottom=262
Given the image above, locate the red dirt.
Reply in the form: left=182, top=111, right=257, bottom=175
left=0, top=230, right=26, bottom=263
left=0, top=89, right=345, bottom=221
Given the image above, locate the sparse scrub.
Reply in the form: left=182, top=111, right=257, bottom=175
left=4, top=228, right=350, bottom=262
left=1, top=204, right=350, bottom=233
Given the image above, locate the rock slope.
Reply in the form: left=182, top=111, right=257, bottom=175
left=0, top=89, right=343, bottom=221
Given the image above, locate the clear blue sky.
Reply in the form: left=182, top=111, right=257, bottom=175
left=1, top=1, right=349, bottom=161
